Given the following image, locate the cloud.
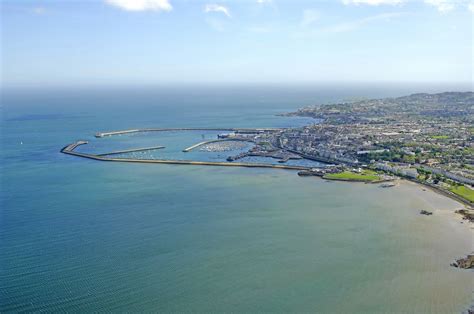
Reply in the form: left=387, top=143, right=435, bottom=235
left=293, top=12, right=406, bottom=38
left=301, top=9, right=320, bottom=27
left=32, top=7, right=46, bottom=15
left=204, top=4, right=231, bottom=18
left=105, top=0, right=172, bottom=12
left=257, top=0, right=273, bottom=4
left=424, top=0, right=455, bottom=12
left=344, top=0, right=472, bottom=13
left=342, top=0, right=405, bottom=5
left=469, top=1, right=474, bottom=12
left=321, top=12, right=406, bottom=33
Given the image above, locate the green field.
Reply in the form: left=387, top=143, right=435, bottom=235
left=323, top=170, right=380, bottom=182
left=449, top=185, right=474, bottom=203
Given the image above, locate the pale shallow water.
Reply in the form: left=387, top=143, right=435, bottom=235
left=1, top=85, right=473, bottom=312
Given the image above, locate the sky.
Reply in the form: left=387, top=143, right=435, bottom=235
left=1, top=0, right=473, bottom=87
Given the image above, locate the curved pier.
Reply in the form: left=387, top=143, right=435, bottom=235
left=97, top=145, right=165, bottom=156
left=95, top=127, right=283, bottom=138
left=61, top=141, right=309, bottom=171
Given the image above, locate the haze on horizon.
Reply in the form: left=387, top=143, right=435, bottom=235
left=1, top=0, right=473, bottom=88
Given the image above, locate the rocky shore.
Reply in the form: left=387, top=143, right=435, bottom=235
left=420, top=210, right=433, bottom=216
left=455, top=209, right=474, bottom=222
left=451, top=255, right=474, bottom=269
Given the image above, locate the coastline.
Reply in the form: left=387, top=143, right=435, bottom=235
left=56, top=127, right=474, bottom=312
left=62, top=135, right=474, bottom=268
left=399, top=180, right=470, bottom=216
left=7, top=87, right=474, bottom=312
left=406, top=177, right=473, bottom=209
left=62, top=138, right=473, bottom=211
left=399, top=180, right=474, bottom=233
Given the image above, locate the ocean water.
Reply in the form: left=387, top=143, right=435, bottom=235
left=1, top=84, right=473, bottom=313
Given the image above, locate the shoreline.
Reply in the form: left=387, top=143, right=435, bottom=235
left=61, top=139, right=473, bottom=210
left=61, top=137, right=474, bottom=277
left=398, top=179, right=470, bottom=214
left=405, top=177, right=473, bottom=210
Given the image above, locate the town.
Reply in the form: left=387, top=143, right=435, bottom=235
left=222, top=92, right=474, bottom=207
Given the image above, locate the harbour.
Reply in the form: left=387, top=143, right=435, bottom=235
left=61, top=140, right=309, bottom=171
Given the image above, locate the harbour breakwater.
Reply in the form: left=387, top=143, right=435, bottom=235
left=60, top=141, right=384, bottom=183
left=61, top=141, right=308, bottom=171
left=98, top=146, right=165, bottom=156
left=95, top=127, right=283, bottom=138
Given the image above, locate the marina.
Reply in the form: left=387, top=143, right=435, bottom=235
left=182, top=138, right=253, bottom=152
left=61, top=140, right=309, bottom=171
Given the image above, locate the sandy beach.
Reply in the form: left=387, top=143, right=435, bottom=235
left=396, top=180, right=474, bottom=255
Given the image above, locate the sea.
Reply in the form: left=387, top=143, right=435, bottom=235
left=1, top=83, right=473, bottom=313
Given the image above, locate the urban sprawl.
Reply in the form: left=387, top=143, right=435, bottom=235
left=221, top=92, right=474, bottom=210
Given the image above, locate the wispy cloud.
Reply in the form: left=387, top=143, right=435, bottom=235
left=343, top=0, right=472, bottom=13
left=105, top=0, right=172, bottom=12
left=257, top=0, right=273, bottom=4
left=301, top=9, right=320, bottom=27
left=323, top=12, right=405, bottom=33
left=295, top=12, right=407, bottom=37
left=204, top=4, right=231, bottom=18
left=469, top=1, right=474, bottom=12
left=424, top=0, right=455, bottom=12
left=342, top=0, right=405, bottom=5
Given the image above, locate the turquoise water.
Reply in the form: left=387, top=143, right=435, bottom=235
left=1, top=85, right=473, bottom=312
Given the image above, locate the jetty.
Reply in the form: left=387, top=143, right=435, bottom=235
left=95, top=129, right=140, bottom=137
left=97, top=146, right=165, bottom=156
left=182, top=138, right=253, bottom=152
left=62, top=140, right=89, bottom=152
left=61, top=141, right=109, bottom=161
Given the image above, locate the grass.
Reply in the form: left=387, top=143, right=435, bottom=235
left=323, top=169, right=380, bottom=182
left=463, top=164, right=474, bottom=171
left=431, top=135, right=449, bottom=139
left=449, top=185, right=474, bottom=203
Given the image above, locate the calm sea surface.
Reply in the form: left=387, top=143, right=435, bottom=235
left=1, top=84, right=473, bottom=312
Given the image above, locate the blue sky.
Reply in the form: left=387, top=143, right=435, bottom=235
left=1, top=0, right=473, bottom=87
